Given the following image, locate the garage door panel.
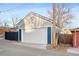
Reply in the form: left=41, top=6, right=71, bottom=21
left=22, top=28, right=47, bottom=44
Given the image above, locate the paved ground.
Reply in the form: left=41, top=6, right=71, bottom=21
left=0, top=39, right=78, bottom=56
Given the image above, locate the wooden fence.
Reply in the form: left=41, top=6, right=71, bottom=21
left=58, top=34, right=73, bottom=46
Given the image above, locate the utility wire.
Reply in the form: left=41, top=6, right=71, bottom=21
left=0, top=4, right=29, bottom=14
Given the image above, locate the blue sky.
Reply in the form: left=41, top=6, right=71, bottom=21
left=57, top=3, right=79, bottom=29
left=66, top=3, right=79, bottom=28
left=0, top=3, right=79, bottom=28
left=0, top=3, right=52, bottom=27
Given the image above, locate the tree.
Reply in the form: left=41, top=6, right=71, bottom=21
left=48, top=3, right=73, bottom=48
left=48, top=4, right=72, bottom=29
left=3, top=20, right=10, bottom=28
left=12, top=17, right=17, bottom=28
left=0, top=19, right=4, bottom=27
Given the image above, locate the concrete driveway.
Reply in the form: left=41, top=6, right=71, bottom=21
left=0, top=39, right=78, bottom=56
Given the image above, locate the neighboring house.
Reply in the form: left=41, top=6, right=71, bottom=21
left=0, top=28, right=5, bottom=39
left=0, top=27, right=16, bottom=39
left=70, top=28, right=79, bottom=48
left=0, top=27, right=9, bottom=39
left=60, top=28, right=72, bottom=34
left=60, top=28, right=79, bottom=48
left=16, top=12, right=59, bottom=45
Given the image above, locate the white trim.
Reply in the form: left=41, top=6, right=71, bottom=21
left=21, top=29, right=23, bottom=42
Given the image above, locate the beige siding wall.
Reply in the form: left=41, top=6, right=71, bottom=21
left=24, top=14, right=52, bottom=32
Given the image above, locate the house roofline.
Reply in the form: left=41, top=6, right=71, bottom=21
left=16, top=11, right=60, bottom=28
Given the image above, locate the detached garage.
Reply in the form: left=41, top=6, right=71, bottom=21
left=16, top=12, right=59, bottom=45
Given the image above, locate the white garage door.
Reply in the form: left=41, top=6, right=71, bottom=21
left=21, top=28, right=48, bottom=44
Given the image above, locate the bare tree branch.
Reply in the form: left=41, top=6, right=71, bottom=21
left=48, top=3, right=73, bottom=29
